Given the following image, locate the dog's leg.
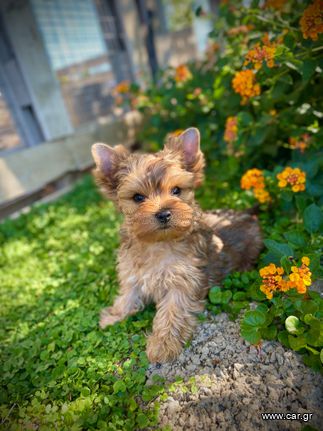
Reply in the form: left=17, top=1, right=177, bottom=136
left=146, top=290, right=203, bottom=363
left=100, top=285, right=144, bottom=329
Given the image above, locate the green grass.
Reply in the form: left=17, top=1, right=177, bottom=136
left=0, top=176, right=161, bottom=430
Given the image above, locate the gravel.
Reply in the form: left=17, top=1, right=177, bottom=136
left=146, top=313, right=323, bottom=430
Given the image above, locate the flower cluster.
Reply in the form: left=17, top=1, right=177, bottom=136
left=241, top=169, right=271, bottom=203
left=277, top=167, right=306, bottom=192
left=224, top=116, right=238, bottom=143
left=289, top=134, right=311, bottom=153
left=260, top=257, right=311, bottom=299
left=244, top=34, right=277, bottom=70
left=300, top=0, right=323, bottom=41
left=175, top=65, right=192, bottom=83
left=260, top=263, right=286, bottom=300
left=289, top=257, right=312, bottom=294
left=232, top=70, right=261, bottom=104
left=114, top=80, right=130, bottom=94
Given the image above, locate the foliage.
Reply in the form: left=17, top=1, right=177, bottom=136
left=131, top=0, right=323, bottom=371
left=0, top=177, right=161, bottom=430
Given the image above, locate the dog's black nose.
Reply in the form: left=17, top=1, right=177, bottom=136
left=155, top=209, right=171, bottom=224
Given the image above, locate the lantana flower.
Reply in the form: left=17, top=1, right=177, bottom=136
left=224, top=116, right=238, bottom=144
left=259, top=257, right=312, bottom=299
left=260, top=263, right=286, bottom=300
left=232, top=70, right=261, bottom=104
left=277, top=167, right=306, bottom=192
left=300, top=0, right=323, bottom=41
left=241, top=169, right=271, bottom=204
left=289, top=134, right=311, bottom=153
left=288, top=257, right=312, bottom=294
left=175, top=65, right=192, bottom=83
left=114, top=80, right=130, bottom=94
left=244, top=34, right=277, bottom=70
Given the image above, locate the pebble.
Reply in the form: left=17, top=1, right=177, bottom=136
left=145, top=313, right=323, bottom=430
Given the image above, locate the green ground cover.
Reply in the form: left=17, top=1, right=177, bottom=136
left=1, top=1, right=323, bottom=429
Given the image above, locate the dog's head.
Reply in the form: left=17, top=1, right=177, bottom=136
left=92, top=128, right=205, bottom=242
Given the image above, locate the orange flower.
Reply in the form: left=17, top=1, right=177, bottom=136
left=289, top=134, right=311, bottom=153
left=288, top=257, right=312, bottom=294
left=241, top=169, right=271, bottom=203
left=253, top=188, right=271, bottom=204
left=259, top=264, right=286, bottom=300
left=277, top=167, right=306, bottom=192
left=300, top=0, right=323, bottom=41
left=224, top=116, right=238, bottom=143
left=244, top=34, right=277, bottom=70
left=175, top=65, right=192, bottom=83
left=114, top=80, right=130, bottom=94
left=232, top=70, right=261, bottom=104
left=260, top=257, right=311, bottom=299
left=241, top=168, right=266, bottom=190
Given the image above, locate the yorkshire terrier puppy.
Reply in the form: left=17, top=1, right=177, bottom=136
left=92, top=128, right=262, bottom=363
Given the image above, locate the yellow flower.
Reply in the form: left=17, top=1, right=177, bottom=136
left=288, top=258, right=312, bottom=294
left=175, top=65, right=192, bottom=83
left=232, top=70, right=261, bottom=104
left=300, top=0, right=323, bottom=41
left=253, top=188, right=271, bottom=203
left=302, top=256, right=310, bottom=266
left=244, top=34, right=277, bottom=70
left=277, top=167, right=306, bottom=192
left=224, top=116, right=238, bottom=143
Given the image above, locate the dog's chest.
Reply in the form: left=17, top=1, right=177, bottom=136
left=118, top=242, right=199, bottom=301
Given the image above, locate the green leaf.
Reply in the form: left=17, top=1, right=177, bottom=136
left=303, top=204, right=323, bottom=233
left=243, top=310, right=267, bottom=327
left=137, top=412, right=149, bottom=428
left=261, top=325, right=277, bottom=340
left=263, top=239, right=294, bottom=260
left=208, top=286, right=232, bottom=304
left=320, top=349, right=323, bottom=364
left=241, top=323, right=261, bottom=344
left=113, top=380, right=127, bottom=393
left=301, top=59, right=317, bottom=82
left=283, top=231, right=307, bottom=248
left=233, top=292, right=247, bottom=301
left=278, top=330, right=290, bottom=348
left=288, top=334, right=307, bottom=351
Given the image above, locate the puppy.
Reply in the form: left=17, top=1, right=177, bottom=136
left=91, top=128, right=262, bottom=363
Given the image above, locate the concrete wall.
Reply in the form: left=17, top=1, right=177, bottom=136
left=0, top=112, right=142, bottom=205
left=1, top=0, right=73, bottom=141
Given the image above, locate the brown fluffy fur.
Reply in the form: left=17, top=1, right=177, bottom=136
left=92, top=128, right=262, bottom=363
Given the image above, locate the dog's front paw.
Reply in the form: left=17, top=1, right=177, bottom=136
left=146, top=334, right=183, bottom=363
left=99, top=307, right=123, bottom=329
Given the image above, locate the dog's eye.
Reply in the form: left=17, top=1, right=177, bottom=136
left=133, top=193, right=146, bottom=203
left=171, top=187, right=181, bottom=196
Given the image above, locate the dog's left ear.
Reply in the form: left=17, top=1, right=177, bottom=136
left=166, top=127, right=205, bottom=187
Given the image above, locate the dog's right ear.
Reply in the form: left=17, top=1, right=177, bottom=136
left=91, top=143, right=129, bottom=200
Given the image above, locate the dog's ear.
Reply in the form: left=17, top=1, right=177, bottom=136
left=165, top=127, right=205, bottom=187
left=91, top=143, right=129, bottom=200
